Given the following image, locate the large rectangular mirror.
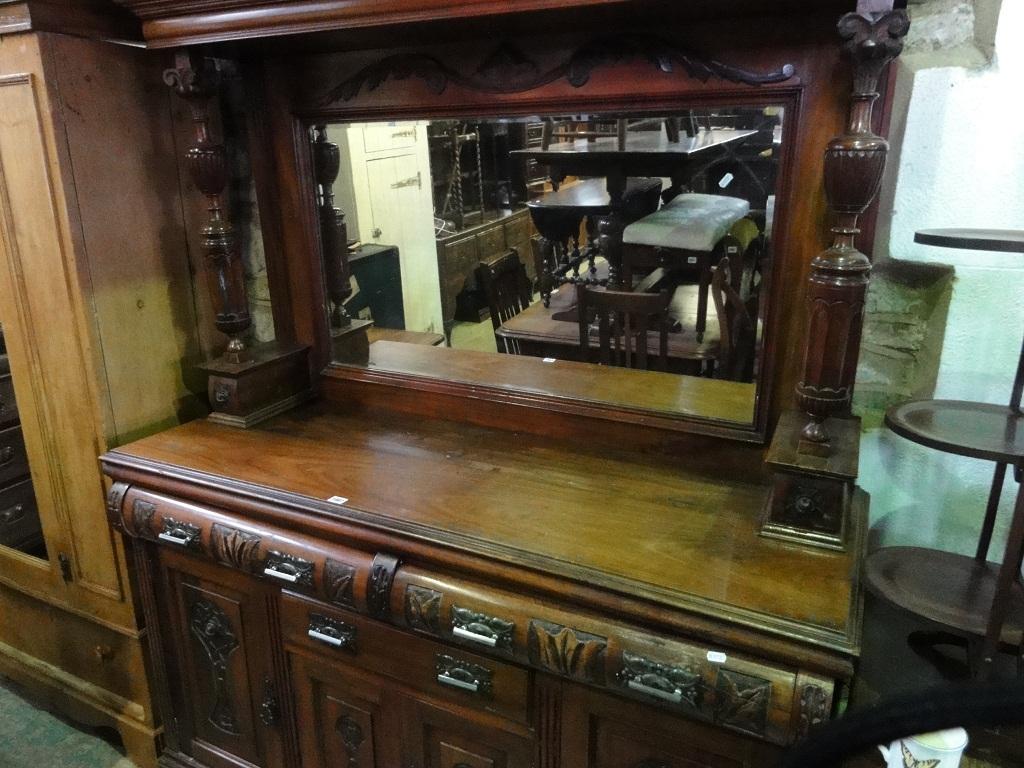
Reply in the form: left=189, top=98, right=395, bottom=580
left=311, top=106, right=785, bottom=427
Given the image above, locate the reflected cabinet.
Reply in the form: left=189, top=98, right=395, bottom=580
left=93, top=0, right=909, bottom=766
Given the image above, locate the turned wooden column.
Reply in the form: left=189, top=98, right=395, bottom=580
left=164, top=51, right=252, bottom=364
left=311, top=125, right=352, bottom=330
left=795, top=9, right=910, bottom=450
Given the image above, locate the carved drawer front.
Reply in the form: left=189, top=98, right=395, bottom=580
left=280, top=591, right=530, bottom=725
left=503, top=214, right=531, bottom=252
left=0, top=478, right=40, bottom=550
left=393, top=567, right=819, bottom=746
left=0, top=424, right=29, bottom=486
left=0, top=369, right=19, bottom=428
left=117, top=488, right=375, bottom=609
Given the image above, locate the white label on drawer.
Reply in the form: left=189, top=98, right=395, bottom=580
left=707, top=651, right=728, bottom=664
left=542, top=357, right=557, bottom=363
left=327, top=496, right=349, bottom=505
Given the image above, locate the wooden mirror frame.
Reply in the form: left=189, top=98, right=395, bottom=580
left=251, top=13, right=853, bottom=445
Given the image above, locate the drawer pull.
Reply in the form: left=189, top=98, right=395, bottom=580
left=453, top=626, right=497, bottom=648
left=0, top=503, right=24, bottom=525
left=264, top=566, right=299, bottom=583
left=435, top=653, right=493, bottom=698
left=391, top=129, right=416, bottom=139
left=263, top=550, right=314, bottom=587
left=627, top=679, right=684, bottom=704
left=618, top=651, right=702, bottom=708
left=451, top=605, right=514, bottom=650
left=0, top=446, right=14, bottom=465
left=390, top=172, right=421, bottom=190
left=159, top=518, right=200, bottom=548
left=308, top=614, right=356, bottom=651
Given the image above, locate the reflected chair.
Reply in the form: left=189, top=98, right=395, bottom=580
left=576, top=285, right=671, bottom=371
left=710, top=256, right=756, bottom=382
left=476, top=249, right=533, bottom=354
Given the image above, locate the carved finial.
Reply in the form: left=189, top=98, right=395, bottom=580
left=838, top=10, right=910, bottom=98
left=311, top=125, right=352, bottom=329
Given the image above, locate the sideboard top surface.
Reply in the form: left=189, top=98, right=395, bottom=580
left=104, top=405, right=861, bottom=651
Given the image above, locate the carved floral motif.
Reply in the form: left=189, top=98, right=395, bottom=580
left=528, top=620, right=606, bottom=684
left=714, top=669, right=771, bottom=736
left=323, top=34, right=795, bottom=104
left=189, top=599, right=240, bottom=734
left=324, top=558, right=356, bottom=607
left=405, top=585, right=442, bottom=634
left=798, top=684, right=830, bottom=738
left=210, top=523, right=262, bottom=571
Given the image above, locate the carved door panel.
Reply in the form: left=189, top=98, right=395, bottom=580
left=159, top=550, right=284, bottom=768
left=560, top=681, right=779, bottom=768
left=289, top=650, right=401, bottom=768
left=399, top=693, right=534, bottom=768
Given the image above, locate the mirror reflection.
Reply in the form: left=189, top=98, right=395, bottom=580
left=312, top=107, right=783, bottom=425
left=0, top=326, right=46, bottom=559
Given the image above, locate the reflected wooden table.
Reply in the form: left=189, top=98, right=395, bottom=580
left=513, top=129, right=757, bottom=291
left=495, top=280, right=722, bottom=376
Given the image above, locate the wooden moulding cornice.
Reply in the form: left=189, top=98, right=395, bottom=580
left=111, top=0, right=637, bottom=48
left=100, top=450, right=863, bottom=677
left=0, top=0, right=140, bottom=41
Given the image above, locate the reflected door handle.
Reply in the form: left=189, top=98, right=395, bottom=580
left=372, top=227, right=382, bottom=239
left=390, top=172, right=421, bottom=190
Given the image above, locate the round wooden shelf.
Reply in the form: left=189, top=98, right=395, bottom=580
left=915, top=228, right=1024, bottom=253
left=865, top=547, right=1024, bottom=646
left=884, top=400, right=1024, bottom=464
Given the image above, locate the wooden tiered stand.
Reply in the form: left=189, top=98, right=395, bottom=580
left=866, top=228, right=1024, bottom=678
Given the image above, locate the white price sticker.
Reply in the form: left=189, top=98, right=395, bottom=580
left=706, top=651, right=728, bottom=664
left=326, top=496, right=348, bottom=506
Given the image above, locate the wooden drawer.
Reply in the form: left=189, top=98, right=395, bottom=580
left=0, top=478, right=40, bottom=549
left=115, top=487, right=378, bottom=611
left=362, top=122, right=418, bottom=154
left=476, top=224, right=507, bottom=264
left=0, top=424, right=29, bottom=486
left=281, top=591, right=531, bottom=725
left=393, top=565, right=815, bottom=746
left=503, top=213, right=531, bottom=250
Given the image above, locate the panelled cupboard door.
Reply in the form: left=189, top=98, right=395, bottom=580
left=560, top=683, right=781, bottom=768
left=399, top=693, right=534, bottom=768
left=289, top=650, right=400, bottom=768
left=158, top=549, right=285, bottom=768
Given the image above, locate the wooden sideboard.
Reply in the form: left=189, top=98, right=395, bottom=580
left=103, top=405, right=860, bottom=768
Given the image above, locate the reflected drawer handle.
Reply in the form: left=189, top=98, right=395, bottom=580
left=0, top=446, right=14, bottom=465
left=264, top=566, right=299, bottom=583
left=628, top=679, right=684, bottom=704
left=391, top=129, right=416, bottom=139
left=453, top=626, right=498, bottom=648
left=0, top=503, right=24, bottom=525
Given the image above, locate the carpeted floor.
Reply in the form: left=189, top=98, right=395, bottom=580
left=0, top=680, right=133, bottom=768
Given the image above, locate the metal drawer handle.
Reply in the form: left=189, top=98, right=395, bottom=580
left=453, top=626, right=498, bottom=648
left=628, top=679, right=684, bottom=704
left=159, top=517, right=200, bottom=548
left=159, top=531, right=194, bottom=546
left=435, top=653, right=493, bottom=698
left=308, top=614, right=356, bottom=650
left=0, top=503, right=24, bottom=525
left=391, top=129, right=416, bottom=139
left=437, top=672, right=480, bottom=693
left=264, top=566, right=299, bottom=583
left=0, top=446, right=14, bottom=465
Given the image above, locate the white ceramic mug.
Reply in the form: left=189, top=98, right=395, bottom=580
left=878, top=728, right=968, bottom=768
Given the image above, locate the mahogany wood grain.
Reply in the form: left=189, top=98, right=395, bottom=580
left=102, top=405, right=860, bottom=651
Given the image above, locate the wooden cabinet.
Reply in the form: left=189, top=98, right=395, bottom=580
left=0, top=16, right=205, bottom=768
left=158, top=550, right=285, bottom=768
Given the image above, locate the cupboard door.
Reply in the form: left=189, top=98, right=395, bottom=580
left=560, top=681, right=779, bottom=768
left=400, top=693, right=534, bottom=768
left=289, top=650, right=399, bottom=768
left=159, top=549, right=284, bottom=768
